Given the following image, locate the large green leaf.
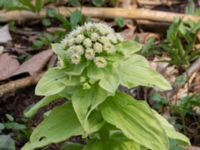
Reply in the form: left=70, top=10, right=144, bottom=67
left=83, top=139, right=140, bottom=150
left=99, top=66, right=120, bottom=94
left=101, top=92, right=169, bottom=150
left=115, top=40, right=142, bottom=57
left=115, top=54, right=171, bottom=90
left=72, top=85, right=109, bottom=134
left=24, top=94, right=62, bottom=118
left=35, top=68, right=68, bottom=96
left=22, top=102, right=83, bottom=150
left=152, top=109, right=190, bottom=145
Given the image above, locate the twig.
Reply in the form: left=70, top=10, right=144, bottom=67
left=0, top=73, right=43, bottom=96
left=137, top=0, right=180, bottom=6
left=186, top=57, right=200, bottom=77
left=168, top=57, right=200, bottom=98
left=0, top=7, right=200, bottom=23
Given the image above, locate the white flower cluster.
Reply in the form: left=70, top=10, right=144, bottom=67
left=61, top=22, right=124, bottom=68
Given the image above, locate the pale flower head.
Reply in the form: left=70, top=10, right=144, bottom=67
left=71, top=54, right=81, bottom=64
left=94, top=57, right=107, bottom=68
left=68, top=38, right=75, bottom=46
left=76, top=45, right=84, bottom=55
left=85, top=48, right=95, bottom=60
left=94, top=42, right=103, bottom=53
left=104, top=43, right=115, bottom=54
left=75, top=34, right=84, bottom=44
left=61, top=22, right=124, bottom=65
left=91, top=32, right=99, bottom=41
left=83, top=38, right=92, bottom=48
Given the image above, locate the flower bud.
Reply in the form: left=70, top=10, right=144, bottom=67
left=71, top=54, right=81, bottom=64
left=104, top=43, right=115, bottom=54
left=83, top=82, right=91, bottom=90
left=75, top=34, right=84, bottom=44
left=94, top=42, right=103, bottom=53
left=91, top=32, right=99, bottom=41
left=94, top=57, right=107, bottom=68
left=85, top=48, right=95, bottom=60
left=83, top=38, right=92, bottom=48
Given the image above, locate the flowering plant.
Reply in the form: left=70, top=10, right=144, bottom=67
left=22, top=23, right=190, bottom=150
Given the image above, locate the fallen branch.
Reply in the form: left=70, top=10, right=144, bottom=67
left=0, top=73, right=43, bottom=96
left=0, top=7, right=200, bottom=23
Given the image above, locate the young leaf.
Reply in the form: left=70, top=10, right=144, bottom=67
left=101, top=92, right=169, bottom=150
left=19, top=0, right=35, bottom=11
left=92, top=0, right=105, bottom=7
left=35, top=68, right=68, bottom=96
left=52, top=43, right=69, bottom=67
left=68, top=0, right=80, bottom=6
left=35, top=0, right=43, bottom=12
left=115, top=17, right=125, bottom=28
left=22, top=103, right=83, bottom=150
left=70, top=10, right=82, bottom=29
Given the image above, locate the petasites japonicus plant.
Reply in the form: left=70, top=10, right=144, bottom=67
left=22, top=23, right=190, bottom=150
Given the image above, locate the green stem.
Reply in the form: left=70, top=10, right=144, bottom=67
left=181, top=115, right=187, bottom=135
left=99, top=127, right=109, bottom=140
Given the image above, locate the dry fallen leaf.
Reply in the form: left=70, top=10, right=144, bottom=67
left=0, top=25, right=12, bottom=43
left=120, top=28, right=136, bottom=40
left=12, top=50, right=53, bottom=76
left=0, top=53, right=20, bottom=81
left=186, top=146, right=200, bottom=150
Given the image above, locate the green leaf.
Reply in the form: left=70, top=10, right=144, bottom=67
left=0, top=123, right=4, bottom=130
left=52, top=43, right=69, bottom=67
left=22, top=102, right=83, bottom=150
left=115, top=17, right=125, bottom=28
left=87, top=63, right=104, bottom=82
left=68, top=0, right=80, bottom=6
left=115, top=54, right=171, bottom=90
left=92, top=0, right=105, bottom=7
left=70, top=10, right=82, bottom=29
left=35, top=68, right=68, bottom=96
left=101, top=92, right=169, bottom=150
left=33, top=39, right=44, bottom=49
left=175, top=75, right=187, bottom=87
left=115, top=41, right=142, bottom=57
left=83, top=139, right=140, bottom=150
left=24, top=94, right=62, bottom=118
left=0, top=135, right=15, bottom=150
left=64, top=62, right=87, bottom=76
left=60, top=142, right=83, bottom=150
left=152, top=109, right=190, bottom=145
left=99, top=66, right=120, bottom=94
left=72, top=84, right=109, bottom=134
left=35, top=0, right=43, bottom=12
left=19, top=0, right=35, bottom=11
left=4, top=122, right=26, bottom=130
left=42, top=18, right=51, bottom=27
